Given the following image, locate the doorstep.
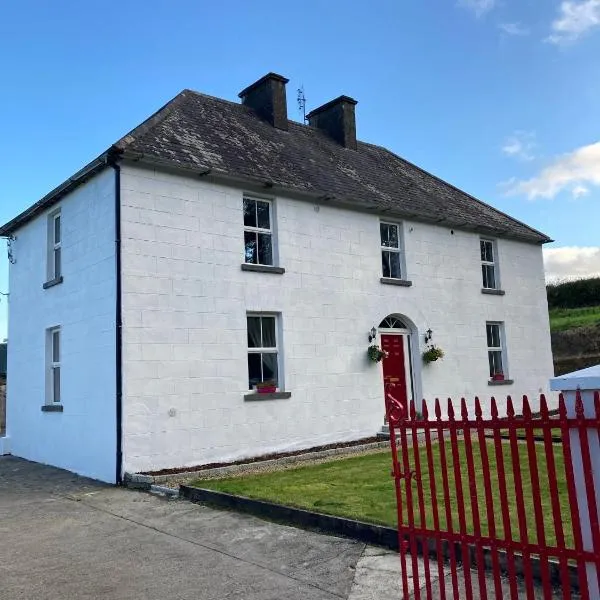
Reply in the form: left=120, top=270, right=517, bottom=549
left=0, top=435, right=11, bottom=456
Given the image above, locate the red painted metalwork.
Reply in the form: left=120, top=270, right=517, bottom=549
left=384, top=389, right=600, bottom=600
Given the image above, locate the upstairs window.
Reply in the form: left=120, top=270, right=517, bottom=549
left=486, top=322, right=507, bottom=379
left=480, top=239, right=497, bottom=290
left=380, top=222, right=402, bottom=279
left=244, top=198, right=273, bottom=266
left=247, top=314, right=279, bottom=390
left=48, top=211, right=62, bottom=281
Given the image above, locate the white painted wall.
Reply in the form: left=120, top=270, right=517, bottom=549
left=120, top=164, right=554, bottom=474
left=6, top=168, right=116, bottom=482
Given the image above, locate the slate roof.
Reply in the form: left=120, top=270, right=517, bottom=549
left=1, top=89, right=550, bottom=243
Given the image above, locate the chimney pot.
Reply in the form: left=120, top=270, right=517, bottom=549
left=306, top=96, right=358, bottom=150
left=239, top=72, right=289, bottom=130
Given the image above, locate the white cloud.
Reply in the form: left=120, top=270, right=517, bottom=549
left=499, top=22, right=530, bottom=36
left=458, top=0, right=496, bottom=18
left=547, top=0, right=600, bottom=44
left=501, top=131, right=536, bottom=161
left=544, top=246, right=600, bottom=281
left=503, top=140, right=600, bottom=199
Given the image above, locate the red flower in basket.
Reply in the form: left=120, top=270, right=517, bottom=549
left=256, top=381, right=277, bottom=393
left=492, top=373, right=505, bottom=382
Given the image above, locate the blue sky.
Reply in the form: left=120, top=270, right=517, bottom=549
left=1, top=0, right=599, bottom=339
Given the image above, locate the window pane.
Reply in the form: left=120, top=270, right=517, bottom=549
left=387, top=225, right=399, bottom=248
left=380, top=223, right=387, bottom=246
left=244, top=231, right=257, bottom=264
left=243, top=199, right=256, bottom=227
left=487, top=323, right=500, bottom=348
left=54, top=247, right=62, bottom=278
left=257, top=233, right=273, bottom=265
left=54, top=215, right=61, bottom=244
left=262, top=353, right=278, bottom=385
left=53, top=366, right=61, bottom=403
left=256, top=201, right=270, bottom=230
left=247, top=317, right=262, bottom=348
left=261, top=317, right=276, bottom=348
left=389, top=252, right=401, bottom=279
left=488, top=350, right=503, bottom=377
left=247, top=353, right=262, bottom=389
left=481, top=240, right=493, bottom=263
left=482, top=265, right=495, bottom=289
left=52, top=330, right=60, bottom=362
left=382, top=251, right=391, bottom=278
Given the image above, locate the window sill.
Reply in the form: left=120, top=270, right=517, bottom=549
left=488, top=379, right=514, bottom=386
left=241, top=264, right=285, bottom=275
left=380, top=278, right=413, bottom=287
left=482, top=288, right=505, bottom=296
left=244, top=392, right=292, bottom=401
left=41, top=404, right=63, bottom=412
left=43, top=276, right=63, bottom=290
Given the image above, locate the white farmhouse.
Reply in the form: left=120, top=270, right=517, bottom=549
left=0, top=73, right=554, bottom=483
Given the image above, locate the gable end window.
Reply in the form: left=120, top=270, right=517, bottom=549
left=45, top=210, right=62, bottom=287
left=244, top=198, right=273, bottom=266
left=380, top=222, right=403, bottom=279
left=486, top=322, right=508, bottom=380
left=247, top=314, right=279, bottom=390
left=480, top=239, right=497, bottom=290
left=47, top=327, right=61, bottom=404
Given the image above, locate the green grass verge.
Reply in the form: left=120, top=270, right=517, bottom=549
left=549, top=306, right=600, bottom=332
left=194, top=441, right=573, bottom=547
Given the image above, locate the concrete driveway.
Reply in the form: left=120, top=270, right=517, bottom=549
left=0, top=456, right=385, bottom=600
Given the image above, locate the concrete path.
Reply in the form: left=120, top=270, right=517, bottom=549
left=0, top=456, right=574, bottom=599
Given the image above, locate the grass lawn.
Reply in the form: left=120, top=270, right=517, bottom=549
left=194, top=440, right=573, bottom=548
left=549, top=305, right=600, bottom=332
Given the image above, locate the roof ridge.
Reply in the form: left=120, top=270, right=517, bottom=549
left=363, top=141, right=552, bottom=242
left=114, top=90, right=190, bottom=151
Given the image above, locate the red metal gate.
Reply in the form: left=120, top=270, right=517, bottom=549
left=385, top=388, right=600, bottom=599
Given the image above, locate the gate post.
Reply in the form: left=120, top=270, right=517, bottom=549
left=551, top=365, right=600, bottom=596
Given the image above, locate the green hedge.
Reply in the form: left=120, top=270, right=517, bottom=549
left=547, top=277, right=600, bottom=309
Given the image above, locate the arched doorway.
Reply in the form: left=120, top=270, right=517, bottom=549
left=378, top=314, right=416, bottom=418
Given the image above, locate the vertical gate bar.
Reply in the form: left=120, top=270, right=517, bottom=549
left=592, top=392, right=600, bottom=589
left=399, top=396, right=421, bottom=600
left=559, top=393, right=591, bottom=600
left=386, top=389, right=410, bottom=600
left=423, top=400, right=447, bottom=600
left=461, top=398, right=488, bottom=599
left=436, top=398, right=461, bottom=599
left=474, top=397, right=504, bottom=600
left=491, top=396, right=520, bottom=600
left=410, top=400, right=433, bottom=599
left=539, top=394, right=572, bottom=600
left=447, top=398, right=474, bottom=599
left=521, top=395, right=553, bottom=599
left=575, top=390, right=600, bottom=593
left=506, top=396, right=536, bottom=599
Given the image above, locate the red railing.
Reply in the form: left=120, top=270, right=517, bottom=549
left=385, top=389, right=600, bottom=600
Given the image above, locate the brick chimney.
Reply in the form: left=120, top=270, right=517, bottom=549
left=239, top=72, right=289, bottom=131
left=306, top=96, right=358, bottom=150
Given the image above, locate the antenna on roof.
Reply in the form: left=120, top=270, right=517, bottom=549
left=297, top=86, right=307, bottom=124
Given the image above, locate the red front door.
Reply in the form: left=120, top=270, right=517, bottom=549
left=381, top=334, right=408, bottom=418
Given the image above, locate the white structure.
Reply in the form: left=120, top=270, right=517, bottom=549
left=550, top=365, right=600, bottom=597
left=0, top=73, right=554, bottom=483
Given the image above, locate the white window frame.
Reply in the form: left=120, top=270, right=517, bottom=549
left=480, top=238, right=498, bottom=290
left=46, top=326, right=61, bottom=404
left=486, top=321, right=507, bottom=379
left=380, top=221, right=404, bottom=280
left=48, top=210, right=62, bottom=281
left=243, top=197, right=274, bottom=266
left=246, top=313, right=281, bottom=391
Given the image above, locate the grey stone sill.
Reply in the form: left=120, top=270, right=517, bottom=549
left=41, top=404, right=63, bottom=412
left=488, top=379, right=514, bottom=386
left=380, top=278, right=413, bottom=287
left=482, top=288, right=505, bottom=296
left=43, top=276, right=64, bottom=290
left=241, top=264, right=285, bottom=275
left=244, top=392, right=292, bottom=401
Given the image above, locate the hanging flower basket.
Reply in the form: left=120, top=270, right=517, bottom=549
left=422, top=345, right=444, bottom=364
left=368, top=344, right=388, bottom=363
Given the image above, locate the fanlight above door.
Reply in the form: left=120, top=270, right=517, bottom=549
left=379, top=316, right=408, bottom=329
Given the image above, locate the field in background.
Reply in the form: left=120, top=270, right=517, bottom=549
left=549, top=306, right=600, bottom=332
